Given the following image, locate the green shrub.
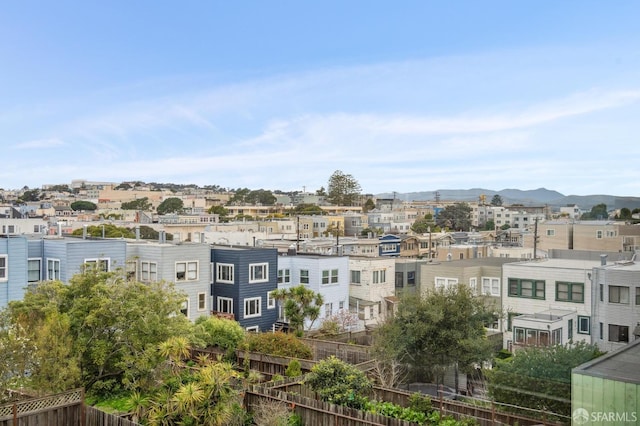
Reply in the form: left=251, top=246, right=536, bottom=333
left=285, top=359, right=302, bottom=377
left=244, top=332, right=313, bottom=359
left=304, top=356, right=372, bottom=409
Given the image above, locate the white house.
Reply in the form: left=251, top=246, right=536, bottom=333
left=348, top=256, right=396, bottom=325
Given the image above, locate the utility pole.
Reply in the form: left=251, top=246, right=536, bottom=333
left=533, top=218, right=539, bottom=259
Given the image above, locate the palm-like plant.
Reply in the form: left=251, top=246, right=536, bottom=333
left=159, top=336, right=191, bottom=373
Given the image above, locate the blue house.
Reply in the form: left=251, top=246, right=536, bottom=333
left=378, top=234, right=401, bottom=257
left=211, top=246, right=278, bottom=332
left=0, top=235, right=29, bottom=307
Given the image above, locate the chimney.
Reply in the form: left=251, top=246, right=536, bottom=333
left=600, top=254, right=608, bottom=266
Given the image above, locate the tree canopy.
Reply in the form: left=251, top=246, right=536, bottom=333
left=271, top=285, right=324, bottom=335
left=490, top=194, right=503, bottom=206
left=581, top=203, right=608, bottom=220
left=373, top=285, right=494, bottom=392
left=157, top=197, right=184, bottom=215
left=411, top=214, right=438, bottom=234
left=121, top=197, right=152, bottom=211
left=487, top=342, right=604, bottom=419
left=70, top=200, right=98, bottom=211
left=435, top=202, right=473, bottom=231
left=326, top=170, right=362, bottom=206
left=72, top=224, right=136, bottom=239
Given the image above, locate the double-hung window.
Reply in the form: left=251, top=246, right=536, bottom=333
left=556, top=282, right=584, bottom=303
left=608, top=324, right=629, bottom=342
left=216, top=263, right=234, bottom=283
left=277, top=268, right=290, bottom=284
left=249, top=263, right=268, bottom=283
left=508, top=278, right=545, bottom=299
left=578, top=316, right=590, bottom=335
left=217, top=297, right=234, bottom=314
left=481, top=277, right=500, bottom=296
left=85, top=258, right=110, bottom=272
left=300, top=269, right=309, bottom=285
left=373, top=270, right=386, bottom=284
left=322, top=269, right=339, bottom=285
left=27, top=258, right=41, bottom=283
left=351, top=270, right=361, bottom=285
left=0, top=255, right=7, bottom=281
left=176, top=261, right=198, bottom=281
left=197, top=293, right=206, bottom=311
left=244, top=297, right=262, bottom=318
left=140, top=261, right=158, bottom=282
left=47, top=259, right=61, bottom=280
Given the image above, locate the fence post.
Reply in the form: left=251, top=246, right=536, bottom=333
left=491, top=401, right=496, bottom=425
left=81, top=388, right=86, bottom=426
left=12, top=403, right=17, bottom=426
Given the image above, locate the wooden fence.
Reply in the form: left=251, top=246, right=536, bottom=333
left=0, top=389, right=140, bottom=426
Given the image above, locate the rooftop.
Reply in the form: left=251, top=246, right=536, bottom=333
left=573, top=338, right=640, bottom=384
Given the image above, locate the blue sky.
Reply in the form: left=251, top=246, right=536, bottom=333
left=2, top=1, right=640, bottom=196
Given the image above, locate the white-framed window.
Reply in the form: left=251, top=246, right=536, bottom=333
left=246, top=326, right=259, bottom=333
left=350, top=270, right=361, bottom=284
left=249, top=263, right=268, bottom=283
left=469, top=277, right=477, bottom=294
left=176, top=261, right=198, bottom=281
left=435, top=277, right=458, bottom=290
left=325, top=302, right=333, bottom=317
left=216, top=263, right=234, bottom=283
left=140, top=261, right=158, bottom=282
left=0, top=255, right=7, bottom=281
left=546, top=229, right=555, bottom=236
left=197, top=292, right=206, bottom=311
left=381, top=243, right=396, bottom=253
left=244, top=297, right=262, bottom=318
left=339, top=300, right=344, bottom=310
left=300, top=269, right=309, bottom=284
left=277, top=268, right=290, bottom=284
left=180, top=300, right=189, bottom=317
left=27, top=258, right=41, bottom=283
left=267, top=291, right=276, bottom=309
left=596, top=230, right=603, bottom=239
left=481, top=277, right=501, bottom=296
left=578, top=316, right=590, bottom=335
left=47, top=258, right=61, bottom=280
left=322, top=269, right=339, bottom=285
left=85, top=258, right=110, bottom=272
left=126, top=259, right=137, bottom=280
left=373, top=269, right=386, bottom=284
left=217, top=296, right=234, bottom=314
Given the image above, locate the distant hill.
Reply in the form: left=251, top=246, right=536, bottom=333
left=376, top=188, right=640, bottom=210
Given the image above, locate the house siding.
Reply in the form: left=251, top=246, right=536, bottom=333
left=0, top=236, right=29, bottom=307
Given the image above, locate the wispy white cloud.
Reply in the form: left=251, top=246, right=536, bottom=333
left=14, top=138, right=66, bottom=149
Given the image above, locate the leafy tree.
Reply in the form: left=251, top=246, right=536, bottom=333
left=484, top=219, right=495, bottom=231
left=208, top=205, right=229, bottom=220
left=131, top=225, right=173, bottom=241
left=245, top=189, right=277, bottom=205
left=326, top=170, right=362, bottom=206
left=271, top=285, right=324, bottom=335
left=7, top=269, right=192, bottom=396
left=487, top=342, right=604, bottom=419
left=121, top=197, right=152, bottom=211
left=291, top=203, right=324, bottom=215
left=618, top=207, right=632, bottom=220
left=18, top=189, right=42, bottom=202
left=227, top=188, right=251, bottom=204
left=435, top=202, right=472, bottom=231
left=315, top=186, right=326, bottom=196
left=373, top=285, right=494, bottom=393
left=411, top=214, right=437, bottom=234
left=70, top=200, right=98, bottom=211
left=361, top=227, right=384, bottom=237
left=581, top=203, right=608, bottom=220
left=47, top=184, right=73, bottom=193
left=157, top=197, right=184, bottom=215
left=363, top=198, right=376, bottom=213
left=491, top=194, right=503, bottom=206
left=305, top=356, right=372, bottom=409
left=193, top=316, right=246, bottom=358
left=72, top=224, right=136, bottom=239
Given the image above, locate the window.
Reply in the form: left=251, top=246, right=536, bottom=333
left=481, top=277, right=500, bottom=296
left=197, top=293, right=206, bottom=311
left=176, top=261, right=198, bottom=281
left=381, top=243, right=396, bottom=253
left=435, top=277, right=458, bottom=290
left=246, top=326, right=259, bottom=333
left=0, top=255, right=7, bottom=281
left=217, top=297, right=234, bottom=314
left=599, top=322, right=603, bottom=340
left=325, top=303, right=333, bottom=317
left=596, top=230, right=603, bottom=239
left=351, top=270, right=361, bottom=284
left=126, top=259, right=136, bottom=280
left=180, top=300, right=189, bottom=317
left=578, top=316, right=590, bottom=335
left=141, top=261, right=158, bottom=282
left=608, top=324, right=629, bottom=342
left=85, top=258, right=110, bottom=272
left=508, top=278, right=545, bottom=299
left=568, top=319, right=573, bottom=340
left=513, top=327, right=558, bottom=347
left=608, top=286, right=630, bottom=304
left=300, top=269, right=309, bottom=284
left=546, top=229, right=555, bottom=236
left=373, top=270, right=386, bottom=284
left=407, top=271, right=416, bottom=286
left=556, top=282, right=584, bottom=303
left=27, top=258, right=41, bottom=283
left=599, top=284, right=604, bottom=302
left=244, top=297, right=262, bottom=318
left=469, top=277, right=477, bottom=294
left=267, top=291, right=276, bottom=309
left=250, top=263, right=268, bottom=283
left=322, top=269, right=339, bottom=285
left=339, top=300, right=344, bottom=310
left=47, top=259, right=61, bottom=280
left=394, top=272, right=403, bottom=288
left=636, top=287, right=640, bottom=305
left=217, top=263, right=234, bottom=283
left=277, top=268, right=290, bottom=284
